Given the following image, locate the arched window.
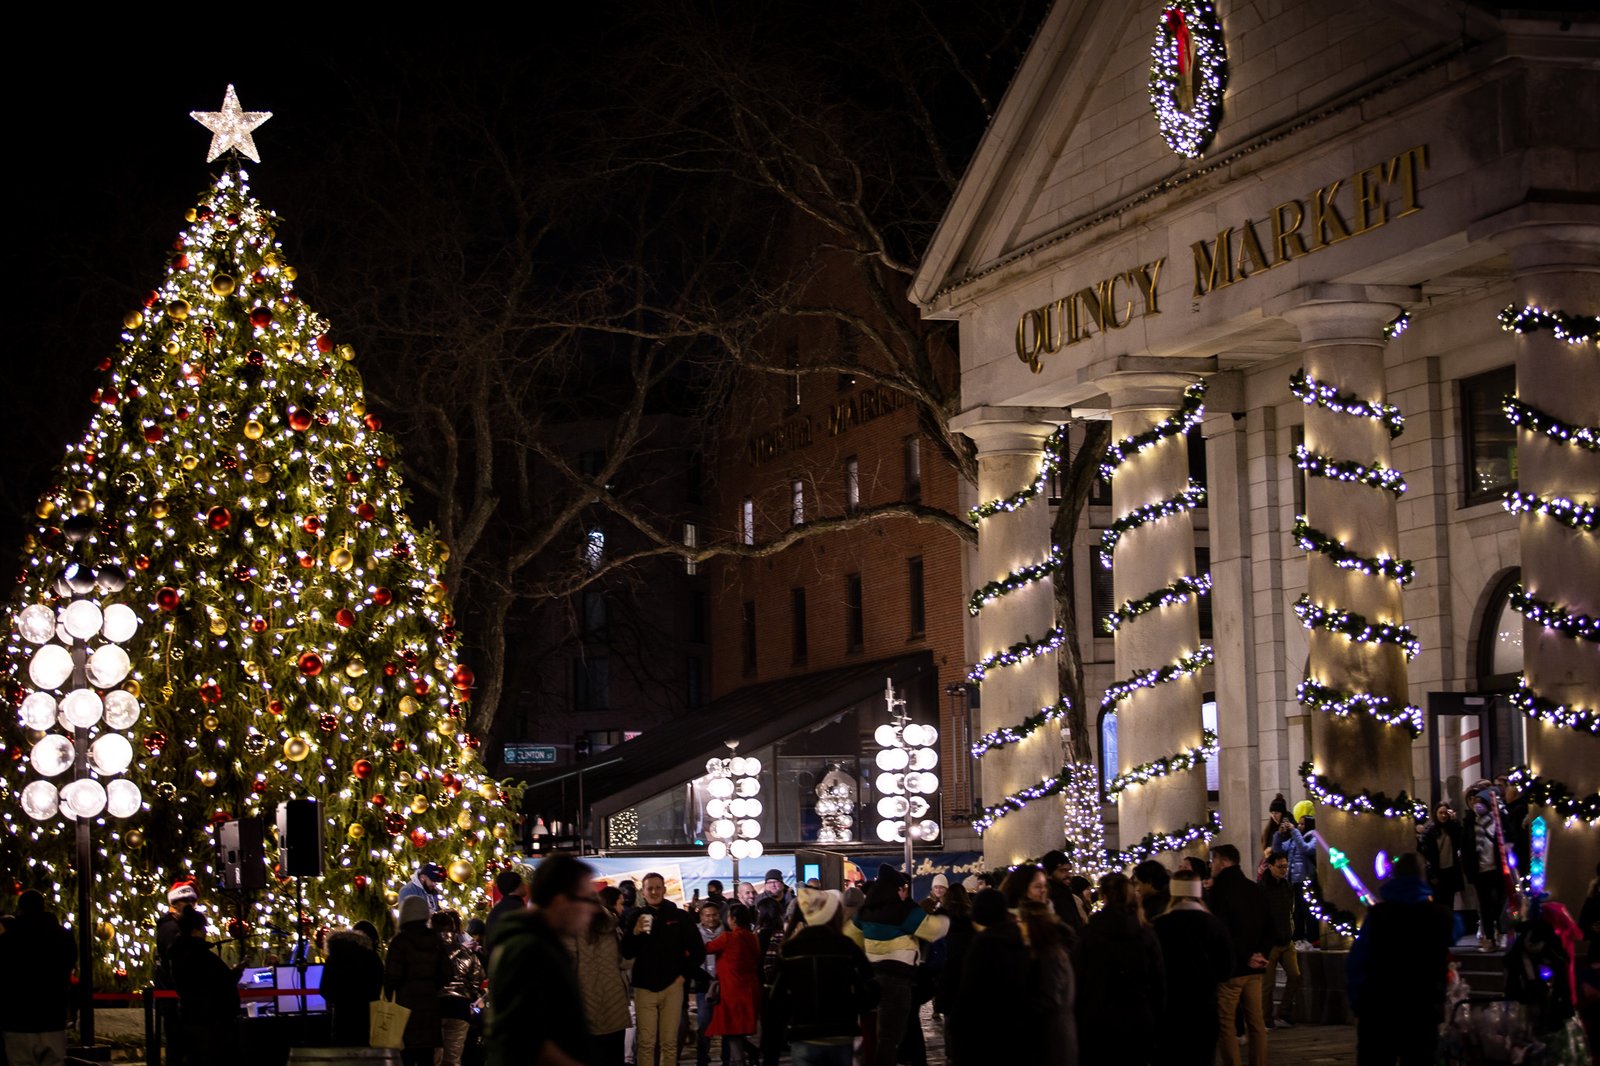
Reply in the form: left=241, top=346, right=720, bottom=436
left=1476, top=568, right=1522, bottom=692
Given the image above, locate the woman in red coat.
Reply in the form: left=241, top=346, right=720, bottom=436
left=705, top=903, right=762, bottom=1065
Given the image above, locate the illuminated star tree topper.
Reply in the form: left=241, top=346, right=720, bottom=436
left=190, top=85, right=272, bottom=164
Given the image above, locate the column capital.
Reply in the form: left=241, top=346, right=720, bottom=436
left=1268, top=284, right=1419, bottom=345
left=1467, top=201, right=1600, bottom=279
left=1095, top=371, right=1203, bottom=413
left=950, top=406, right=1067, bottom=456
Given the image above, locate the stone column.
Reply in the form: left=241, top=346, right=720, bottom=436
left=1278, top=285, right=1418, bottom=915
left=1098, top=374, right=1209, bottom=859
left=954, top=407, right=1068, bottom=866
left=1472, top=207, right=1600, bottom=905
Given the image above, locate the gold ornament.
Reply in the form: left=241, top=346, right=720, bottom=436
left=352, top=399, right=366, bottom=417
left=409, top=795, right=429, bottom=815
left=283, top=265, right=299, bottom=282
left=253, top=512, right=271, bottom=528
left=210, top=274, right=236, bottom=296
left=426, top=584, right=447, bottom=605
left=184, top=207, right=198, bottom=222
left=384, top=890, right=399, bottom=906
left=199, top=770, right=219, bottom=787
left=123, top=310, right=144, bottom=330
left=208, top=615, right=228, bottom=636
left=202, top=714, right=220, bottom=730
left=337, top=343, right=356, bottom=362
left=347, top=824, right=365, bottom=841
left=456, top=811, right=473, bottom=830
left=346, top=695, right=363, bottom=711
left=123, top=680, right=141, bottom=698
left=447, top=859, right=474, bottom=885
left=479, top=782, right=497, bottom=801
left=438, top=719, right=457, bottom=736
left=34, top=498, right=56, bottom=519
left=263, top=252, right=281, bottom=267
left=125, top=829, right=145, bottom=849
left=70, top=489, right=95, bottom=513
left=243, top=420, right=264, bottom=441
left=180, top=455, right=199, bottom=471
left=283, top=736, right=311, bottom=762
left=166, top=299, right=190, bottom=320
left=252, top=464, right=272, bottom=484
left=436, top=541, right=451, bottom=563
left=345, top=657, right=367, bottom=678
left=164, top=340, right=182, bottom=358
left=277, top=341, right=298, bottom=358
left=492, top=825, right=508, bottom=840
left=399, top=696, right=419, bottom=717
left=328, top=547, right=354, bottom=572
left=150, top=500, right=170, bottom=519
left=397, top=772, right=414, bottom=788
left=99, top=921, right=117, bottom=941
left=433, top=656, right=449, bottom=672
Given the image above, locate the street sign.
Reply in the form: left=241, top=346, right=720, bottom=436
left=503, top=743, right=559, bottom=766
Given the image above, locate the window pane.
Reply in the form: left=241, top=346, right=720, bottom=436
left=907, top=557, right=925, bottom=636
left=792, top=479, right=805, bottom=525
left=1489, top=589, right=1523, bottom=676
left=846, top=457, right=860, bottom=513
left=741, top=499, right=755, bottom=545
left=846, top=574, right=864, bottom=650
left=1100, top=713, right=1119, bottom=791
left=904, top=436, right=921, bottom=500
left=1462, top=366, right=1517, bottom=503
left=1202, top=698, right=1219, bottom=794
left=1195, top=546, right=1213, bottom=640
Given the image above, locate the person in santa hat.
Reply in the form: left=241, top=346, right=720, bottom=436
left=154, top=878, right=201, bottom=1065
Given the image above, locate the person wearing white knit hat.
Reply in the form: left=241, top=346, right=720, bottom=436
left=768, top=887, right=878, bottom=1066
left=927, top=874, right=949, bottom=904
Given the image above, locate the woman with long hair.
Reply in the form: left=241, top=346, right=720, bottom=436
left=954, top=890, right=1077, bottom=1065
left=705, top=904, right=762, bottom=1066
left=569, top=890, right=632, bottom=1066
left=1071, top=873, right=1165, bottom=1066
left=998, top=865, right=1051, bottom=912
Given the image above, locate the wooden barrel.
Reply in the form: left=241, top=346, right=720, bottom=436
left=287, top=1049, right=403, bottom=1064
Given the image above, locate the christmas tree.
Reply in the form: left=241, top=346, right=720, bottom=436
left=0, top=88, right=522, bottom=981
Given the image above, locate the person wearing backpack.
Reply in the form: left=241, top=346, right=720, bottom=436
left=1346, top=853, right=1455, bottom=1066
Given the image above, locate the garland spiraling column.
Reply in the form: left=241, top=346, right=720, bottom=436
left=1095, top=379, right=1217, bottom=863
left=964, top=425, right=1109, bottom=872
left=1287, top=303, right=1419, bottom=927
left=1497, top=304, right=1599, bottom=901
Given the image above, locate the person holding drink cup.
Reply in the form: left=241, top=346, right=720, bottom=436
left=622, top=872, right=706, bottom=1066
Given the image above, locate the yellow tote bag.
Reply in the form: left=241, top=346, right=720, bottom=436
left=369, top=992, right=411, bottom=1049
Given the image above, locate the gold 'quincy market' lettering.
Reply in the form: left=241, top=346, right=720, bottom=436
left=1014, top=258, right=1165, bottom=372
left=1190, top=145, right=1427, bottom=298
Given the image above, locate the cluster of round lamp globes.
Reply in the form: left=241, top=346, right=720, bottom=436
left=873, top=721, right=940, bottom=844
left=704, top=753, right=764, bottom=862
left=14, top=551, right=143, bottom=823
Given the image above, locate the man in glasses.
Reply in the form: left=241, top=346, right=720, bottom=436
left=1258, top=850, right=1301, bottom=1030
left=486, top=853, right=601, bottom=1066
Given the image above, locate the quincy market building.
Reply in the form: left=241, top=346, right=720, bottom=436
left=913, top=0, right=1597, bottom=901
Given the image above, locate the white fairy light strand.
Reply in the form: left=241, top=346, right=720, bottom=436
left=1300, top=762, right=1427, bottom=820
left=1096, top=482, right=1208, bottom=567
left=967, top=424, right=1071, bottom=522
left=966, top=628, right=1067, bottom=684
left=968, top=545, right=1066, bottom=616
left=1105, top=729, right=1219, bottom=797
left=1099, top=646, right=1216, bottom=713
left=1294, top=597, right=1421, bottom=659
left=970, top=697, right=1072, bottom=759
left=1509, top=676, right=1600, bottom=735
left=1293, top=445, right=1408, bottom=496
left=1501, top=490, right=1597, bottom=532
left=1296, top=679, right=1423, bottom=736
left=1503, top=395, right=1600, bottom=452
left=1097, top=381, right=1207, bottom=481
left=1509, top=586, right=1600, bottom=643
left=1103, top=573, right=1212, bottom=633
left=1289, top=370, right=1404, bottom=438
left=1497, top=304, right=1598, bottom=345
left=1147, top=0, right=1227, bottom=159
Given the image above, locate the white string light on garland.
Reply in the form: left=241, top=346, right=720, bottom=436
left=1289, top=370, right=1404, bottom=438
left=1506, top=765, right=1600, bottom=825
left=1503, top=396, right=1600, bottom=452
left=1293, top=597, right=1421, bottom=659
left=1105, top=730, right=1218, bottom=797
left=1292, top=517, right=1415, bottom=585
left=1112, top=811, right=1223, bottom=866
left=1293, top=445, right=1408, bottom=496
left=966, top=627, right=1067, bottom=684
left=1501, top=490, right=1597, bottom=531
left=1097, top=382, right=1207, bottom=481
left=1508, top=677, right=1600, bottom=735
left=967, top=425, right=1071, bottom=522
left=1099, top=646, right=1216, bottom=712
left=1300, top=762, right=1427, bottom=820
left=1147, top=0, right=1227, bottom=159
left=1095, top=482, right=1208, bottom=567
left=968, top=545, right=1066, bottom=617
left=1498, top=305, right=1599, bottom=345
left=1103, top=573, right=1212, bottom=633
left=1296, top=679, right=1422, bottom=736
left=970, top=697, right=1071, bottom=758
left=1509, top=586, right=1600, bottom=642
left=971, top=766, right=1068, bottom=835
left=1300, top=881, right=1359, bottom=939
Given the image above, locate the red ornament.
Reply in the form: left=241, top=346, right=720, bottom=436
left=414, top=770, right=430, bottom=784
left=401, top=650, right=419, bottom=669
left=352, top=759, right=374, bottom=780
left=315, top=335, right=334, bottom=353
left=356, top=503, right=376, bottom=522
left=206, top=506, right=232, bottom=530
left=371, top=587, right=393, bottom=606
left=316, top=412, right=330, bottom=426
left=297, top=651, right=324, bottom=677
left=198, top=684, right=223, bottom=705
left=144, top=291, right=160, bottom=307
left=302, top=516, right=321, bottom=535
left=412, top=677, right=431, bottom=696
left=447, top=778, right=463, bottom=796
left=391, top=739, right=406, bottom=753
left=391, top=542, right=410, bottom=560
left=268, top=699, right=285, bottom=716
left=247, top=349, right=265, bottom=367
left=175, top=254, right=190, bottom=270
left=370, top=793, right=386, bottom=807
left=251, top=617, right=268, bottom=633
left=234, top=565, right=255, bottom=583
left=335, top=608, right=356, bottom=628
left=344, top=471, right=359, bottom=484
left=298, top=554, right=315, bottom=569
left=409, top=827, right=430, bottom=849
left=97, top=357, right=112, bottom=372
left=156, top=587, right=181, bottom=611
left=364, top=413, right=383, bottom=432
left=143, top=731, right=168, bottom=755
left=384, top=812, right=407, bottom=835
left=135, top=555, right=151, bottom=571
left=143, top=425, right=163, bottom=444
left=227, top=918, right=251, bottom=939
left=353, top=875, right=369, bottom=890
left=211, top=809, right=232, bottom=826
left=251, top=779, right=268, bottom=795
left=318, top=712, right=338, bottom=732
left=382, top=662, right=399, bottom=678
left=375, top=456, right=389, bottom=470
left=287, top=407, right=313, bottom=432
left=249, top=307, right=273, bottom=328
left=451, top=665, right=475, bottom=690
left=176, top=408, right=191, bottom=422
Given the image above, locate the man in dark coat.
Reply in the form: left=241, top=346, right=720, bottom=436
left=321, top=926, right=384, bottom=1046
left=1208, top=844, right=1271, bottom=1066
left=485, top=866, right=530, bottom=946
left=766, top=886, right=879, bottom=1064
left=0, top=890, right=77, bottom=1064
left=486, top=853, right=601, bottom=1066
left=1041, top=850, right=1084, bottom=934
left=168, top=908, right=242, bottom=1061
left=1258, top=851, right=1301, bottom=1027
left=1132, top=859, right=1173, bottom=923
left=1347, top=853, right=1455, bottom=1066
left=1153, top=872, right=1234, bottom=1066
left=621, top=871, right=706, bottom=1066
left=386, top=894, right=448, bottom=1064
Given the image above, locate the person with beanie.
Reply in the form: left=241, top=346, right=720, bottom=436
left=168, top=908, right=241, bottom=1060
left=1152, top=871, right=1233, bottom=1066
left=154, top=878, right=200, bottom=1065
left=486, top=865, right=531, bottom=945
left=387, top=893, right=449, bottom=1064
left=1346, top=852, right=1455, bottom=1065
left=621, top=871, right=706, bottom=1066
left=761, top=868, right=794, bottom=910
left=766, top=887, right=878, bottom=1066
left=486, top=853, right=601, bottom=1066
left=846, top=865, right=949, bottom=1066
left=0, top=889, right=76, bottom=1066
left=926, top=873, right=949, bottom=905
left=1208, top=844, right=1272, bottom=1066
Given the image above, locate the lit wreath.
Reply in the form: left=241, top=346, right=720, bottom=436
left=1149, top=0, right=1228, bottom=159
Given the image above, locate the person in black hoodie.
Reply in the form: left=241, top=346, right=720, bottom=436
left=1152, top=871, right=1234, bottom=1066
left=321, top=925, right=385, bottom=1046
left=1346, top=852, right=1455, bottom=1066
left=1040, top=850, right=1085, bottom=935
left=1073, top=873, right=1162, bottom=1066
left=387, top=894, right=449, bottom=1066
left=766, top=887, right=879, bottom=1066
left=168, top=908, right=242, bottom=1060
left=1207, top=844, right=1271, bottom=1066
left=1132, top=859, right=1172, bottom=924
left=0, top=890, right=76, bottom=1065
left=621, top=871, right=706, bottom=1066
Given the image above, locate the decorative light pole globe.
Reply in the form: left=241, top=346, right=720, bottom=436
left=704, top=742, right=762, bottom=867
left=874, top=691, right=940, bottom=847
